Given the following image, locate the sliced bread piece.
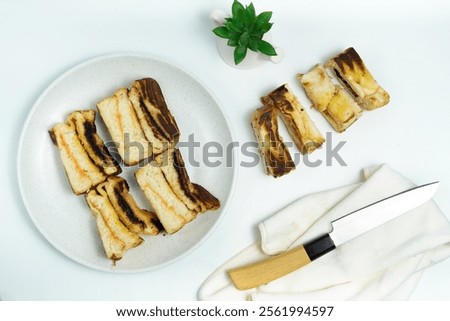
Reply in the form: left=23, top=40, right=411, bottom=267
left=86, top=189, right=144, bottom=262
left=135, top=148, right=220, bottom=234
left=135, top=161, right=195, bottom=234
left=155, top=148, right=220, bottom=213
left=298, top=64, right=363, bottom=133
left=326, top=47, right=390, bottom=110
left=261, top=84, right=325, bottom=154
left=98, top=176, right=161, bottom=235
left=129, top=78, right=180, bottom=155
left=97, top=88, right=151, bottom=166
left=251, top=105, right=296, bottom=178
left=49, top=121, right=106, bottom=195
left=67, top=110, right=121, bottom=176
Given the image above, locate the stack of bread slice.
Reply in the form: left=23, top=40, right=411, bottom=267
left=97, top=78, right=180, bottom=166
left=298, top=64, right=363, bottom=133
left=50, top=108, right=160, bottom=262
left=98, top=78, right=219, bottom=235
left=252, top=84, right=325, bottom=178
left=94, top=176, right=161, bottom=236
left=252, top=47, right=390, bottom=177
left=50, top=77, right=219, bottom=263
left=49, top=109, right=121, bottom=195
left=135, top=148, right=220, bottom=234
left=298, top=47, right=390, bottom=133
left=261, top=84, right=325, bottom=155
left=85, top=176, right=161, bottom=262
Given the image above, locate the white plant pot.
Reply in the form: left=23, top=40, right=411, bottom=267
left=210, top=9, right=284, bottom=70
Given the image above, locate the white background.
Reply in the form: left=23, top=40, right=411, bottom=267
left=1, top=0, right=450, bottom=300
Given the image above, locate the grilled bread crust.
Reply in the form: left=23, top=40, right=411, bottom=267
left=50, top=109, right=121, bottom=195
left=135, top=148, right=220, bottom=234
left=155, top=148, right=220, bottom=213
left=129, top=78, right=180, bottom=155
left=261, top=84, right=325, bottom=154
left=97, top=79, right=180, bottom=165
left=135, top=161, right=195, bottom=235
left=97, top=88, right=152, bottom=166
left=86, top=189, right=144, bottom=262
left=98, top=176, right=161, bottom=235
left=67, top=110, right=121, bottom=176
left=50, top=119, right=103, bottom=195
left=326, top=47, right=390, bottom=110
left=251, top=105, right=295, bottom=178
left=298, top=64, right=363, bottom=133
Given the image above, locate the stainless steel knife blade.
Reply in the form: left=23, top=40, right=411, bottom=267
left=329, top=181, right=439, bottom=246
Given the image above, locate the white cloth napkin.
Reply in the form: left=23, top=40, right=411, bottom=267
left=198, top=164, right=450, bottom=300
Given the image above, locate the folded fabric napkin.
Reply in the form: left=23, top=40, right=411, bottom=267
left=198, top=164, right=450, bottom=300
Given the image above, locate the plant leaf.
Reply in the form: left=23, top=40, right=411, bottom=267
left=248, top=37, right=258, bottom=51
left=225, top=21, right=239, bottom=34
left=232, top=0, right=245, bottom=18
left=250, top=29, right=264, bottom=39
left=257, top=39, right=277, bottom=56
left=261, top=22, right=273, bottom=33
left=256, top=11, right=272, bottom=27
left=238, top=31, right=249, bottom=46
left=246, top=2, right=256, bottom=19
left=229, top=31, right=240, bottom=41
left=234, top=9, right=245, bottom=29
left=228, top=38, right=238, bottom=47
left=212, top=26, right=231, bottom=39
left=234, top=45, right=247, bottom=65
left=243, top=9, right=254, bottom=27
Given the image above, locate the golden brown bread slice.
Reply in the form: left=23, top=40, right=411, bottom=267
left=135, top=148, right=220, bottom=234
left=251, top=105, right=296, bottom=178
left=85, top=189, right=144, bottom=262
left=98, top=176, right=161, bottom=235
left=49, top=120, right=107, bottom=195
left=155, top=148, right=220, bottom=213
left=261, top=84, right=325, bottom=154
left=135, top=161, right=194, bottom=234
left=326, top=47, right=390, bottom=110
left=67, top=110, right=121, bottom=176
left=97, top=88, right=152, bottom=166
left=129, top=78, right=180, bottom=155
left=298, top=64, right=363, bottom=133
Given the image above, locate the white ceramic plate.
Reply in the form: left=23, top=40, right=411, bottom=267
left=17, top=53, right=237, bottom=272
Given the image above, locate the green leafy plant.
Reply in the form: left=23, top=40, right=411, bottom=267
left=212, top=0, right=277, bottom=65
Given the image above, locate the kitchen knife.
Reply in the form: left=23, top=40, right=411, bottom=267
left=228, top=181, right=439, bottom=290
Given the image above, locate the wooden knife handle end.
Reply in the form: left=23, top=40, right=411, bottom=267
left=228, top=234, right=336, bottom=290
left=228, top=246, right=312, bottom=290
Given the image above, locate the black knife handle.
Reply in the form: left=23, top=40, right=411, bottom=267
left=303, top=234, right=336, bottom=261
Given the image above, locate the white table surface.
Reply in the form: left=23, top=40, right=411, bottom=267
left=1, top=0, right=450, bottom=300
